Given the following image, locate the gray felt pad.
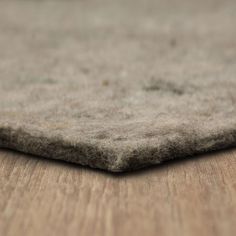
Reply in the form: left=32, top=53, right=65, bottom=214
left=0, top=0, right=236, bottom=172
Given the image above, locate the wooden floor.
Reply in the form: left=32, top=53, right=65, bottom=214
left=0, top=149, right=235, bottom=236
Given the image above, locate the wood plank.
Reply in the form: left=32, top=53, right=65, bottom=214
left=0, top=149, right=235, bottom=236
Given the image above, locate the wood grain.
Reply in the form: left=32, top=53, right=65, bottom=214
left=0, top=149, right=235, bottom=236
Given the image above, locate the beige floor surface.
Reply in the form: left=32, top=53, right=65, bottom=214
left=0, top=149, right=235, bottom=236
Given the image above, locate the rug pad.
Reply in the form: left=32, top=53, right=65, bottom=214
left=0, top=0, right=236, bottom=172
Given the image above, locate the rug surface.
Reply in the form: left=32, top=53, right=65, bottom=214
left=0, top=0, right=236, bottom=172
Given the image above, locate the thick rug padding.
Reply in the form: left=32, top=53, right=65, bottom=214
left=0, top=0, right=236, bottom=172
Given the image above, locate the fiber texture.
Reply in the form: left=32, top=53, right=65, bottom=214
left=0, top=0, right=236, bottom=172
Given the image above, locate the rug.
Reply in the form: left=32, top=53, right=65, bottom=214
left=0, top=0, right=236, bottom=172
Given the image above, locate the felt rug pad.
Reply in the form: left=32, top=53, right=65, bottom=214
left=0, top=0, right=236, bottom=172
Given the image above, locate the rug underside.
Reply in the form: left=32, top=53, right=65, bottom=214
left=0, top=0, right=236, bottom=172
